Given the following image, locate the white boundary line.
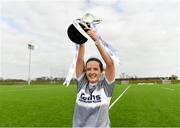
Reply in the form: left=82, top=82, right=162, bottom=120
left=109, top=85, right=131, bottom=109
left=161, top=87, right=174, bottom=91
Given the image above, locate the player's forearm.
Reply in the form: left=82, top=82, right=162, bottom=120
left=85, top=28, right=114, bottom=66
left=77, top=44, right=85, bottom=62
left=76, top=44, right=85, bottom=77
left=95, top=40, right=114, bottom=66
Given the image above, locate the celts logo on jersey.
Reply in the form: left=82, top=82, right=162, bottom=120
left=79, top=93, right=101, bottom=103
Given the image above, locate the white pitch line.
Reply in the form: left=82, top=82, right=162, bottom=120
left=161, top=87, right=174, bottom=91
left=109, top=85, right=131, bottom=109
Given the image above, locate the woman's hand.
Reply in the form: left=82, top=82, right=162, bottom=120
left=84, top=28, right=99, bottom=42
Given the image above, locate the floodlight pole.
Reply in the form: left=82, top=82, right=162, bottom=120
left=28, top=44, right=34, bottom=85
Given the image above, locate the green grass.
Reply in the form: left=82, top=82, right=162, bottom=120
left=0, top=84, right=180, bottom=127
left=0, top=85, right=76, bottom=127
left=110, top=84, right=180, bottom=127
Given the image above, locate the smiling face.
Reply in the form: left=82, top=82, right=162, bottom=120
left=85, top=60, right=102, bottom=84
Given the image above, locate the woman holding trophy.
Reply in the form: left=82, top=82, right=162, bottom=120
left=67, top=13, right=117, bottom=127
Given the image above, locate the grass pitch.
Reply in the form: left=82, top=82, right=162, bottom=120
left=0, top=83, right=180, bottom=127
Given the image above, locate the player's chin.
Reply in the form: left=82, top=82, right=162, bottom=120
left=88, top=78, right=98, bottom=83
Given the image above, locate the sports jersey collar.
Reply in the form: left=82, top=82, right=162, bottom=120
left=89, top=82, right=98, bottom=86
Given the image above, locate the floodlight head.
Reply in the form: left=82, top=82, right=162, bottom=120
left=28, top=44, right=34, bottom=50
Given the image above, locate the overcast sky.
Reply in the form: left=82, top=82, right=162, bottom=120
left=0, top=0, right=180, bottom=80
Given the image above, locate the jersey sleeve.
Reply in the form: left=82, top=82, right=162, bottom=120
left=76, top=73, right=88, bottom=93
left=101, top=77, right=115, bottom=97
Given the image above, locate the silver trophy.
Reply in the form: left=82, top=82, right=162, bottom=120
left=81, top=13, right=102, bottom=28
left=67, top=13, right=101, bottom=44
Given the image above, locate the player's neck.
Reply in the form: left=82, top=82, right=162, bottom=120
left=89, top=82, right=98, bottom=86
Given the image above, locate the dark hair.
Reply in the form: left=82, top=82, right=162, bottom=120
left=86, top=57, right=103, bottom=72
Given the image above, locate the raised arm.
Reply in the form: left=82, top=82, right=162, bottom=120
left=76, top=43, right=85, bottom=78
left=86, top=28, right=115, bottom=82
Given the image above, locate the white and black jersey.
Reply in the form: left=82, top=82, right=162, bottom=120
left=73, top=73, right=115, bottom=127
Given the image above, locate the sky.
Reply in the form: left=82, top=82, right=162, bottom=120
left=0, top=0, right=180, bottom=80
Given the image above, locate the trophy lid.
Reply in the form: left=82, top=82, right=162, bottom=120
left=82, top=13, right=95, bottom=24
